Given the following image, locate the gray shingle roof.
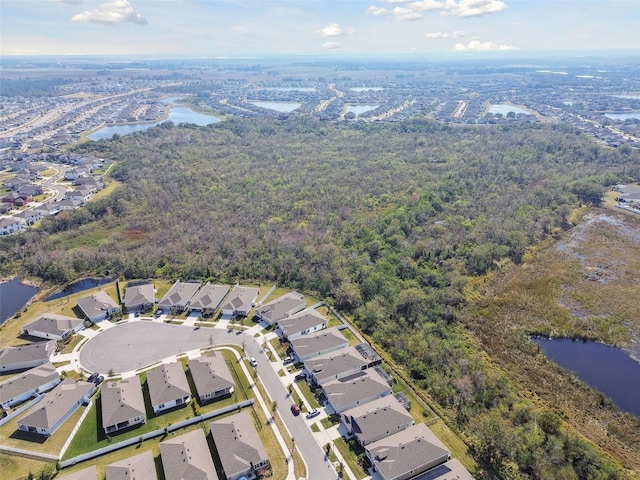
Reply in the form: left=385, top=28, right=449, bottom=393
left=0, top=362, right=59, bottom=405
left=77, top=290, right=119, bottom=320
left=57, top=465, right=97, bottom=480
left=305, top=345, right=369, bottom=382
left=146, top=362, right=190, bottom=407
left=160, top=429, right=218, bottom=480
left=188, top=354, right=234, bottom=400
left=342, top=395, right=414, bottom=445
left=105, top=450, right=157, bottom=480
left=210, top=410, right=269, bottom=479
left=189, top=284, right=230, bottom=311
left=256, top=292, right=306, bottom=323
left=408, top=459, right=476, bottom=480
left=158, top=281, right=202, bottom=309
left=0, top=341, right=56, bottom=369
left=278, top=309, right=327, bottom=337
left=220, top=286, right=259, bottom=313
left=101, top=378, right=146, bottom=430
left=290, top=327, right=348, bottom=359
left=124, top=283, right=154, bottom=309
left=23, top=314, right=83, bottom=336
left=323, top=369, right=392, bottom=412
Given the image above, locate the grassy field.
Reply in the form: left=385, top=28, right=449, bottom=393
left=0, top=453, right=54, bottom=480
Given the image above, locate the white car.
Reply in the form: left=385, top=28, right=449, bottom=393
left=306, top=409, right=321, bottom=419
left=249, top=357, right=258, bottom=367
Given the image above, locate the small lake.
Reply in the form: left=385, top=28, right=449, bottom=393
left=604, top=112, right=640, bottom=120
left=88, top=105, right=220, bottom=140
left=0, top=278, right=38, bottom=324
left=345, top=105, right=379, bottom=115
left=44, top=277, right=114, bottom=302
left=350, top=87, right=383, bottom=92
left=489, top=104, right=530, bottom=115
left=534, top=338, right=640, bottom=417
left=249, top=101, right=302, bottom=113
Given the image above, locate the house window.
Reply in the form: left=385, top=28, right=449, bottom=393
left=158, top=403, right=165, bottom=409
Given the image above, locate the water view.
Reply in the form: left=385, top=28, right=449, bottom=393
left=534, top=337, right=640, bottom=417
left=88, top=105, right=220, bottom=140
left=44, top=277, right=114, bottom=302
left=345, top=105, right=379, bottom=115
left=249, top=101, right=302, bottom=112
left=604, top=112, right=640, bottom=120
left=489, top=104, right=531, bottom=115
left=0, top=278, right=38, bottom=324
left=350, top=87, right=383, bottom=92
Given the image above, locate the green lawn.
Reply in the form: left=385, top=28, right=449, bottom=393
left=334, top=436, right=369, bottom=479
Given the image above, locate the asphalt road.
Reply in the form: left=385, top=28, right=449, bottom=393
left=79, top=321, right=333, bottom=480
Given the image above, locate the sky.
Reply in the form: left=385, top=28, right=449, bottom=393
left=0, top=0, right=638, bottom=57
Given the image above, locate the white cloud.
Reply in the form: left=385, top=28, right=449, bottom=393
left=393, top=7, right=422, bottom=21
left=367, top=6, right=391, bottom=16
left=322, top=42, right=341, bottom=51
left=57, top=0, right=83, bottom=5
left=425, top=30, right=466, bottom=39
left=454, top=39, right=517, bottom=51
left=71, top=0, right=147, bottom=25
left=381, top=0, right=413, bottom=3
left=444, top=0, right=507, bottom=18
left=315, top=23, right=354, bottom=37
left=408, top=0, right=445, bottom=12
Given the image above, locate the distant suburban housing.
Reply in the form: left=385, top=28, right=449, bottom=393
left=76, top=290, right=120, bottom=322
left=220, top=285, right=259, bottom=317
left=56, top=465, right=97, bottom=480
left=255, top=291, right=306, bottom=326
left=17, top=379, right=95, bottom=436
left=22, top=313, right=84, bottom=341
left=124, top=283, right=155, bottom=312
left=189, top=283, right=230, bottom=316
left=289, top=327, right=349, bottom=361
left=0, top=217, right=22, bottom=236
left=146, top=362, right=191, bottom=414
left=277, top=308, right=327, bottom=341
left=0, top=340, right=56, bottom=372
left=160, top=428, right=218, bottom=480
left=158, top=281, right=202, bottom=312
left=105, top=450, right=157, bottom=480
left=365, top=423, right=451, bottom=480
left=188, top=354, right=234, bottom=405
left=210, top=410, right=270, bottom=480
left=341, top=395, right=414, bottom=447
left=304, top=344, right=382, bottom=386
left=323, top=369, right=393, bottom=414
left=101, top=378, right=146, bottom=435
left=0, top=362, right=60, bottom=409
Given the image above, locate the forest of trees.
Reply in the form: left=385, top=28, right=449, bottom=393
left=2, top=117, right=639, bottom=478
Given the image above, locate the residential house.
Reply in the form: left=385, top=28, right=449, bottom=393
left=14, top=208, right=43, bottom=227
left=17, top=379, right=96, bottom=436
left=124, top=283, right=155, bottom=312
left=160, top=429, right=218, bottom=480
left=341, top=395, right=414, bottom=447
left=2, top=191, right=31, bottom=206
left=57, top=466, right=97, bottom=480
left=0, top=362, right=60, bottom=409
left=146, top=362, right=191, bottom=414
left=365, top=423, right=451, bottom=480
left=406, top=459, right=476, bottom=480
left=0, top=341, right=56, bottom=372
left=64, top=188, right=93, bottom=204
left=158, top=281, right=202, bottom=312
left=304, top=344, right=382, bottom=386
left=278, top=308, right=327, bottom=341
left=220, top=285, right=259, bottom=317
left=64, top=168, right=89, bottom=181
left=106, top=450, right=157, bottom=480
left=77, top=290, right=120, bottom=322
left=57, top=198, right=83, bottom=211
left=210, top=410, right=270, bottom=480
left=255, top=292, right=306, bottom=326
left=101, top=378, right=146, bottom=435
left=18, top=184, right=44, bottom=197
left=22, top=313, right=84, bottom=341
left=289, top=327, right=349, bottom=362
left=0, top=217, right=22, bottom=235
left=323, top=369, right=393, bottom=414
left=188, top=354, right=234, bottom=405
left=188, top=283, right=230, bottom=316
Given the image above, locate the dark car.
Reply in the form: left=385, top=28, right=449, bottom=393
left=294, top=372, right=306, bottom=382
left=87, top=372, right=99, bottom=383
left=291, top=404, right=301, bottom=415
left=93, top=375, right=104, bottom=385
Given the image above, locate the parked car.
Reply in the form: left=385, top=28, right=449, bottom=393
left=155, top=309, right=163, bottom=317
left=87, top=372, right=99, bottom=383
left=294, top=372, right=306, bottom=382
left=93, top=375, right=104, bottom=385
left=250, top=357, right=258, bottom=367
left=291, top=404, right=301, bottom=415
left=306, top=409, right=320, bottom=419
left=283, top=355, right=294, bottom=365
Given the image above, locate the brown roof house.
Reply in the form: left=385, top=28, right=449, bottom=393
left=189, top=283, right=230, bottom=316
left=77, top=290, right=120, bottom=322
left=341, top=395, right=414, bottom=446
left=0, top=361, right=60, bottom=409
left=105, top=449, right=157, bottom=480
left=0, top=340, right=56, bottom=372
left=210, top=410, right=270, bottom=480
left=277, top=308, right=327, bottom=341
left=22, top=313, right=84, bottom=341
left=323, top=369, right=392, bottom=414
left=146, top=362, right=191, bottom=415
left=160, top=428, right=218, bottom=480
left=101, top=377, right=146, bottom=435
left=365, top=423, right=451, bottom=480
left=290, top=327, right=349, bottom=362
left=124, top=283, right=155, bottom=313
left=220, top=285, right=259, bottom=318
left=255, top=292, right=306, bottom=326
left=17, top=378, right=96, bottom=436
left=188, top=354, right=234, bottom=405
left=158, top=281, right=202, bottom=313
